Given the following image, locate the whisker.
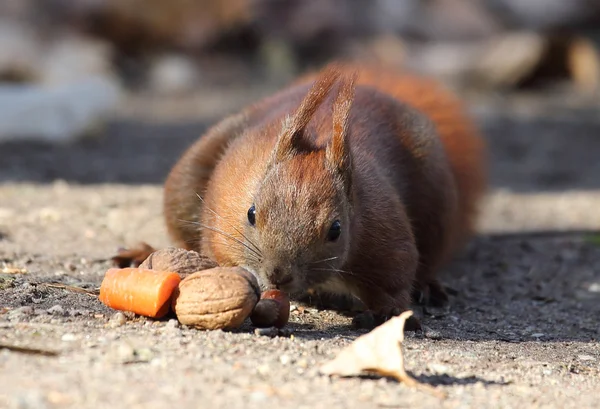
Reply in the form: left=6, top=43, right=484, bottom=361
left=182, top=236, right=262, bottom=265
left=195, top=193, right=263, bottom=256
left=310, top=256, right=339, bottom=264
left=180, top=219, right=263, bottom=260
left=201, top=241, right=262, bottom=264
left=310, top=267, right=353, bottom=275
left=178, top=223, right=262, bottom=265
left=310, top=266, right=380, bottom=288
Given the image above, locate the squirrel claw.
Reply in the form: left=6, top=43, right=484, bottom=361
left=411, top=280, right=449, bottom=308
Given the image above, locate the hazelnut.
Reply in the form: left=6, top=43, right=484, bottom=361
left=250, top=290, right=290, bottom=328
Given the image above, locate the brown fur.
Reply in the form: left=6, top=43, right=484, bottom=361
left=163, top=62, right=487, bottom=316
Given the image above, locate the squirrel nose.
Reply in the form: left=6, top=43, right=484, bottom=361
left=269, top=267, right=293, bottom=287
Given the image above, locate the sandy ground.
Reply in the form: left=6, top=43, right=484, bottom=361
left=1, top=91, right=600, bottom=409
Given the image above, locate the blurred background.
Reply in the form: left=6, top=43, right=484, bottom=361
left=1, top=0, right=600, bottom=196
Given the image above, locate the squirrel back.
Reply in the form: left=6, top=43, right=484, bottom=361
left=163, top=62, right=486, bottom=315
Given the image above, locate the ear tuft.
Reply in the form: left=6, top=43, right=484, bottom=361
left=273, top=64, right=344, bottom=163
left=326, top=71, right=357, bottom=177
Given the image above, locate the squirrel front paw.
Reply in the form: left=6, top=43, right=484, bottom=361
left=352, top=288, right=420, bottom=330
left=352, top=308, right=421, bottom=331
left=411, top=279, right=449, bottom=308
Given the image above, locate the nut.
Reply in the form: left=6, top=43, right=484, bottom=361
left=172, top=267, right=260, bottom=330
left=250, top=290, right=290, bottom=328
left=139, top=247, right=218, bottom=278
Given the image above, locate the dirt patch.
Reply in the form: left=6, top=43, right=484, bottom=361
left=1, top=95, right=599, bottom=408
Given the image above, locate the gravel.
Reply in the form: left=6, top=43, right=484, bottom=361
left=1, top=92, right=599, bottom=408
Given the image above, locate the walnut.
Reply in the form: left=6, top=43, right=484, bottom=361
left=139, top=247, right=218, bottom=278
left=172, top=267, right=260, bottom=330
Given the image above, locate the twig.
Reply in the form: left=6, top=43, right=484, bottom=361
left=43, top=283, right=99, bottom=297
left=0, top=343, right=59, bottom=356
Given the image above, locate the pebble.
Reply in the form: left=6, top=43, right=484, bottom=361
left=297, top=358, right=308, bottom=368
left=249, top=391, right=268, bottom=402
left=587, top=283, right=600, bottom=293
left=428, top=363, right=450, bottom=374
left=111, top=343, right=155, bottom=364
left=256, top=364, right=270, bottom=376
left=578, top=355, right=596, bottom=361
left=47, top=304, right=65, bottom=315
left=61, top=333, right=76, bottom=342
left=114, top=343, right=136, bottom=362
left=12, top=306, right=34, bottom=315
left=108, top=312, right=127, bottom=328
left=165, top=319, right=180, bottom=329
left=254, top=327, right=278, bottom=337
left=279, top=354, right=291, bottom=365
left=8, top=306, right=34, bottom=320
left=423, top=326, right=443, bottom=340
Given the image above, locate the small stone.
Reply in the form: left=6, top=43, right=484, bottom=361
left=279, top=355, right=291, bottom=365
left=122, top=311, right=136, bottom=320
left=249, top=391, right=267, bottom=402
left=578, top=355, right=596, bottom=361
left=47, top=305, right=65, bottom=315
left=165, top=319, right=180, bottom=329
left=115, top=343, right=136, bottom=362
left=588, top=283, right=600, bottom=293
left=8, top=306, right=34, bottom=320
left=13, top=306, right=34, bottom=315
left=61, top=333, right=76, bottom=342
left=256, top=364, right=270, bottom=376
left=428, top=363, right=450, bottom=374
left=135, top=348, right=154, bottom=362
left=423, top=326, right=443, bottom=340
left=254, top=327, right=278, bottom=337
left=289, top=304, right=298, bottom=312
left=109, top=312, right=127, bottom=328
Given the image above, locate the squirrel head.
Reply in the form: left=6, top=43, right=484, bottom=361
left=244, top=65, right=357, bottom=295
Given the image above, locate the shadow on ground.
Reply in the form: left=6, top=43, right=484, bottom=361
left=2, top=229, right=599, bottom=344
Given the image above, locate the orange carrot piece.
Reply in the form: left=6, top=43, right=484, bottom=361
left=99, top=268, right=181, bottom=318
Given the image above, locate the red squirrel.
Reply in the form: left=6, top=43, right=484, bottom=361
left=141, top=62, right=486, bottom=322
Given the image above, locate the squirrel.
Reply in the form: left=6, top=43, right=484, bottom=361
left=118, top=62, right=486, bottom=325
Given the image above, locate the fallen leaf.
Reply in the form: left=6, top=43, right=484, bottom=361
left=320, top=310, right=446, bottom=398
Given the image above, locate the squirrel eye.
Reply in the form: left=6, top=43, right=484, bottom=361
left=327, top=220, right=341, bottom=241
left=247, top=204, right=256, bottom=226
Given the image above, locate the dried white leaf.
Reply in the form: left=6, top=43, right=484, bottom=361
left=320, top=310, right=445, bottom=398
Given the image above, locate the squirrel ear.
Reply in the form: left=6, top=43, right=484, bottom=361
left=326, top=71, right=357, bottom=182
left=273, top=65, right=343, bottom=163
